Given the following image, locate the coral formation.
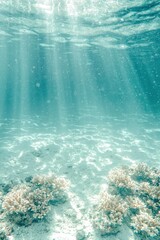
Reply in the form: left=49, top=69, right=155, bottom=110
left=130, top=163, right=160, bottom=185
left=0, top=214, right=12, bottom=240
left=125, top=196, right=146, bottom=215
left=92, top=192, right=128, bottom=235
left=1, top=174, right=68, bottom=227
left=138, top=182, right=160, bottom=215
left=92, top=163, right=160, bottom=239
left=0, top=191, right=3, bottom=210
left=0, top=224, right=9, bottom=240
left=108, top=167, right=137, bottom=196
left=0, top=162, right=159, bottom=240
left=0, top=174, right=69, bottom=240
left=130, top=211, right=160, bottom=238
left=31, top=175, right=68, bottom=204
left=2, top=184, right=50, bottom=226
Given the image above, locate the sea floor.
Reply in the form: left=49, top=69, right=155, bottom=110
left=0, top=113, right=160, bottom=240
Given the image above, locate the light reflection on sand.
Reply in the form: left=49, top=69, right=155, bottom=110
left=0, top=114, right=160, bottom=239
left=0, top=114, right=160, bottom=184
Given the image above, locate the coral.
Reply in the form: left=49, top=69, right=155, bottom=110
left=0, top=191, right=3, bottom=211
left=31, top=175, right=68, bottom=203
left=92, top=192, right=128, bottom=235
left=2, top=184, right=37, bottom=226
left=130, top=163, right=159, bottom=185
left=138, top=181, right=153, bottom=196
left=2, top=185, right=31, bottom=214
left=138, top=183, right=160, bottom=215
left=92, top=162, right=160, bottom=238
left=108, top=167, right=137, bottom=196
left=156, top=211, right=160, bottom=223
left=130, top=211, right=160, bottom=238
left=126, top=196, right=146, bottom=215
left=2, top=175, right=68, bottom=226
left=0, top=226, right=8, bottom=240
left=0, top=191, right=3, bottom=200
left=0, top=216, right=12, bottom=240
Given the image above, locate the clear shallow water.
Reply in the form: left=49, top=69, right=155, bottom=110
left=0, top=1, right=160, bottom=239
left=0, top=0, right=160, bottom=48
left=0, top=1, right=160, bottom=120
left=0, top=113, right=160, bottom=181
left=0, top=41, right=160, bottom=121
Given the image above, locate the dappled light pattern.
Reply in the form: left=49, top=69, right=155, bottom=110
left=0, top=116, right=160, bottom=239
left=0, top=114, right=160, bottom=194
left=0, top=0, right=159, bottom=48
left=0, top=1, right=159, bottom=240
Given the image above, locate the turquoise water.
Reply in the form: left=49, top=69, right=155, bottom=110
left=0, top=1, right=160, bottom=240
left=0, top=0, right=160, bottom=122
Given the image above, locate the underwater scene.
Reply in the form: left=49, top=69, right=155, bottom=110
left=0, top=0, right=160, bottom=240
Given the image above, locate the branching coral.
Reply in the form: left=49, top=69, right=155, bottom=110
left=0, top=225, right=9, bottom=240
left=2, top=184, right=49, bottom=226
left=2, top=175, right=68, bottom=226
left=108, top=167, right=137, bottom=196
left=92, top=162, right=160, bottom=238
left=0, top=215, right=12, bottom=240
left=138, top=183, right=160, bottom=215
left=92, top=192, right=128, bottom=235
left=130, top=211, right=160, bottom=238
left=125, top=196, right=146, bottom=215
left=0, top=191, right=3, bottom=212
left=130, top=163, right=159, bottom=185
left=31, top=175, right=69, bottom=203
left=2, top=185, right=31, bottom=214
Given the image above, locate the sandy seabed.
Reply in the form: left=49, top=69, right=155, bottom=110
left=0, top=114, right=160, bottom=240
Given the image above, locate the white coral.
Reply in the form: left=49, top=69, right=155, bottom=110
left=131, top=211, right=160, bottom=237
left=108, top=168, right=137, bottom=196
left=138, top=183, right=160, bottom=214
left=32, top=175, right=68, bottom=189
left=0, top=220, right=12, bottom=240
left=99, top=192, right=128, bottom=214
left=2, top=185, right=31, bottom=215
left=130, top=163, right=159, bottom=184
left=126, top=196, right=145, bottom=214
left=0, top=191, right=3, bottom=212
left=32, top=175, right=69, bottom=203
left=92, top=162, right=160, bottom=237
left=93, top=192, right=128, bottom=235
left=2, top=175, right=68, bottom=226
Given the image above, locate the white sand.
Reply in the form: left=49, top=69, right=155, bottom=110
left=0, top=114, right=160, bottom=240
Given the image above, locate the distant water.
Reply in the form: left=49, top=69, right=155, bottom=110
left=0, top=0, right=160, bottom=120
left=0, top=0, right=160, bottom=163
left=0, top=0, right=159, bottom=162
left=1, top=0, right=160, bottom=172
